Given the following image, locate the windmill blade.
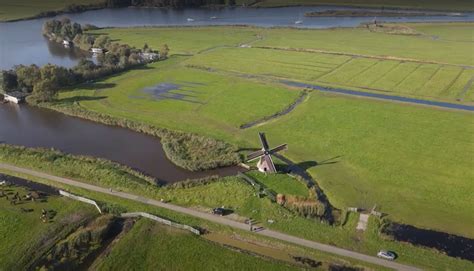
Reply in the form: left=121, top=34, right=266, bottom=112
left=259, top=132, right=270, bottom=150
left=264, top=154, right=277, bottom=173
left=247, top=150, right=265, bottom=161
left=269, top=144, right=287, bottom=154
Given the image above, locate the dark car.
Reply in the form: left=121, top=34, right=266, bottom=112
left=212, top=207, right=226, bottom=216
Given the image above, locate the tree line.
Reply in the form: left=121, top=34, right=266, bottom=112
left=1, top=18, right=168, bottom=103
left=106, top=0, right=236, bottom=8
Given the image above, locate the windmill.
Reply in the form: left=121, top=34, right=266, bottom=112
left=247, top=132, right=287, bottom=173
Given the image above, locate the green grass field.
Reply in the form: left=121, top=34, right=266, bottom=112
left=6, top=21, right=471, bottom=268
left=0, top=184, right=97, bottom=269
left=99, top=24, right=474, bottom=103
left=1, top=159, right=473, bottom=270
left=50, top=24, right=474, bottom=238
left=50, top=53, right=474, bottom=239
left=0, top=0, right=104, bottom=21
left=93, top=219, right=300, bottom=270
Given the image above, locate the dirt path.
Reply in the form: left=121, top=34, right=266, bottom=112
left=0, top=163, right=421, bottom=271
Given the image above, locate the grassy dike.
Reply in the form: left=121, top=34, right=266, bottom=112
left=0, top=171, right=386, bottom=271
left=1, top=145, right=473, bottom=270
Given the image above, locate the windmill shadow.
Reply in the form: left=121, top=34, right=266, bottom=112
left=295, top=161, right=318, bottom=171
left=316, top=156, right=342, bottom=166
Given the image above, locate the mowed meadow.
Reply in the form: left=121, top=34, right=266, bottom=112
left=100, top=23, right=474, bottom=103
left=56, top=23, right=474, bottom=237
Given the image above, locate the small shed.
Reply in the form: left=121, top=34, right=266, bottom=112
left=91, top=48, right=105, bottom=54
left=3, top=92, right=29, bottom=104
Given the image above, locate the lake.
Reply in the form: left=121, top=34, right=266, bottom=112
left=1, top=6, right=472, bottom=69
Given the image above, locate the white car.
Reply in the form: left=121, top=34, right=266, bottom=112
left=377, top=250, right=396, bottom=260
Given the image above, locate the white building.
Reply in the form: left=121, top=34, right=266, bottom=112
left=90, top=48, right=105, bottom=54
left=3, top=92, right=29, bottom=104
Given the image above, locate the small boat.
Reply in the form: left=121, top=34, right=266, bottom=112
left=187, top=18, right=195, bottom=22
left=210, top=16, right=218, bottom=19
left=295, top=20, right=303, bottom=25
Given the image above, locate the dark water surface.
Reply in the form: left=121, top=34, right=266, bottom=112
left=0, top=104, right=241, bottom=183
left=282, top=81, right=474, bottom=112
left=1, top=6, right=473, bottom=69
left=384, top=223, right=474, bottom=262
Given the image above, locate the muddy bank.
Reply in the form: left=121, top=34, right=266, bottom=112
left=383, top=222, right=474, bottom=261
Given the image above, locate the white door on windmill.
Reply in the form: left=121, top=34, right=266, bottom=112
left=247, top=132, right=287, bottom=173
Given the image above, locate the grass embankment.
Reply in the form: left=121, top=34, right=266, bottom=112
left=1, top=145, right=473, bottom=270
left=0, top=184, right=98, bottom=270
left=93, top=219, right=299, bottom=270
left=0, top=0, right=105, bottom=21
left=239, top=0, right=474, bottom=11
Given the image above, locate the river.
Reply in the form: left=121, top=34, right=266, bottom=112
left=0, top=103, right=241, bottom=183
left=1, top=6, right=473, bottom=69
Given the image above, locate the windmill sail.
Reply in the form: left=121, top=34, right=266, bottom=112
left=247, top=132, right=287, bottom=173
left=259, top=132, right=270, bottom=150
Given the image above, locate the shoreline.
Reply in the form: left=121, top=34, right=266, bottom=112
left=304, top=10, right=461, bottom=18
left=2, top=4, right=472, bottom=23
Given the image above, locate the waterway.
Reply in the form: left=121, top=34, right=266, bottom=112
left=1, top=6, right=472, bottom=69
left=0, top=104, right=241, bottom=183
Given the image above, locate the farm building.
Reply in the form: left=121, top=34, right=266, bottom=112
left=3, top=92, right=29, bottom=103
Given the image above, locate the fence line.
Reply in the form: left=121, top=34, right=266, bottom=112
left=59, top=190, right=102, bottom=214
left=121, top=212, right=201, bottom=235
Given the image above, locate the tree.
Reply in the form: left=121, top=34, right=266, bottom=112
left=94, top=35, right=111, bottom=49
left=0, top=70, right=18, bottom=93
left=160, top=44, right=169, bottom=60
left=31, top=80, right=57, bottom=102
left=15, top=64, right=41, bottom=92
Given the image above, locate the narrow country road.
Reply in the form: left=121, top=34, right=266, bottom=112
left=0, top=163, right=421, bottom=271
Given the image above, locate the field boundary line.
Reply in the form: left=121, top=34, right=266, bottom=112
left=368, top=61, right=402, bottom=88
left=417, top=65, right=443, bottom=95
left=390, top=63, right=422, bottom=92
left=457, top=75, right=474, bottom=100
left=440, top=67, right=464, bottom=96
left=254, top=46, right=474, bottom=68
left=345, top=60, right=380, bottom=84
left=0, top=163, right=422, bottom=271
left=317, top=58, right=355, bottom=82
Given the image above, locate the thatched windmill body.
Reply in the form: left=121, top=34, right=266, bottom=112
left=247, top=132, right=287, bottom=173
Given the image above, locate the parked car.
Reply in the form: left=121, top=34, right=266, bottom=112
left=377, top=250, right=396, bottom=260
left=212, top=207, right=226, bottom=216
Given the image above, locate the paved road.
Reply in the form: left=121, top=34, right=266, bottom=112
left=0, top=163, right=421, bottom=271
